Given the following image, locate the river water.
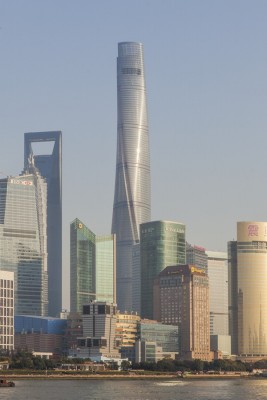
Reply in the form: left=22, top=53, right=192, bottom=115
left=1, top=378, right=267, bottom=400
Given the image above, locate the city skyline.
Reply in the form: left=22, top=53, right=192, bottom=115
left=1, top=1, right=267, bottom=309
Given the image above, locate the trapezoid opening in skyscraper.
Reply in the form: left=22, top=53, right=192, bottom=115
left=112, top=42, right=151, bottom=312
left=24, top=131, right=62, bottom=317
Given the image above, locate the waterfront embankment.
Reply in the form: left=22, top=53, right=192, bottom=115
left=0, top=372, right=260, bottom=380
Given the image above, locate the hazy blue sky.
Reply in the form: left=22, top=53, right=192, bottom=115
left=1, top=0, right=267, bottom=308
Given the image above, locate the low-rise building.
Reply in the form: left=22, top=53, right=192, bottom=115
left=76, top=302, right=120, bottom=361
left=58, top=362, right=105, bottom=372
left=63, top=312, right=83, bottom=355
left=135, top=319, right=178, bottom=362
left=115, top=311, right=140, bottom=348
left=14, top=315, right=67, bottom=355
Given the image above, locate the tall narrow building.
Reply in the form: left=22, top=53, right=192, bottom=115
left=0, top=271, right=14, bottom=351
left=112, top=42, right=151, bottom=311
left=207, top=251, right=231, bottom=357
left=228, top=240, right=238, bottom=354
left=24, top=131, right=62, bottom=317
left=95, top=235, right=116, bottom=304
left=206, top=251, right=229, bottom=336
left=70, top=219, right=116, bottom=313
left=70, top=219, right=96, bottom=313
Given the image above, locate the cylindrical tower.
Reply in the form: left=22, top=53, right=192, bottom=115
left=237, top=222, right=267, bottom=355
left=112, top=42, right=151, bottom=311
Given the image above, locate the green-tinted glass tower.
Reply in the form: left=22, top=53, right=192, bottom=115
left=96, top=235, right=116, bottom=304
left=70, top=219, right=116, bottom=313
left=70, top=219, right=96, bottom=313
left=140, top=220, right=186, bottom=319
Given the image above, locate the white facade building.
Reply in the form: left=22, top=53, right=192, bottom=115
left=0, top=271, right=14, bottom=350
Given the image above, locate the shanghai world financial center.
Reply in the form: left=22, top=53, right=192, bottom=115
left=24, top=131, right=62, bottom=317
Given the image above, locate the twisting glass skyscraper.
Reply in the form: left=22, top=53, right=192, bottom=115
left=112, top=42, right=151, bottom=311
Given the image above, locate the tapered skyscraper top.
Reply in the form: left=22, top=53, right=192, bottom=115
left=112, top=42, right=151, bottom=311
left=24, top=131, right=62, bottom=317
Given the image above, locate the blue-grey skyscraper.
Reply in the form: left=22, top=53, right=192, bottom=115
left=0, top=165, right=48, bottom=316
left=112, top=42, right=151, bottom=311
left=24, top=131, right=62, bottom=317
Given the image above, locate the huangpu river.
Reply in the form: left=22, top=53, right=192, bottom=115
left=1, top=378, right=267, bottom=400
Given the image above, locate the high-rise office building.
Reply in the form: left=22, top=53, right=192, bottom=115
left=153, top=265, right=210, bottom=361
left=70, top=219, right=96, bottom=313
left=228, top=240, right=238, bottom=354
left=206, top=251, right=229, bottom=335
left=24, top=131, right=62, bottom=317
left=0, top=169, right=48, bottom=316
left=207, top=251, right=231, bottom=357
left=112, top=42, right=151, bottom=312
left=70, top=219, right=116, bottom=313
left=228, top=222, right=267, bottom=356
left=140, top=220, right=186, bottom=319
left=186, top=243, right=208, bottom=273
left=0, top=271, right=14, bottom=351
left=96, top=235, right=116, bottom=304
left=132, top=243, right=141, bottom=314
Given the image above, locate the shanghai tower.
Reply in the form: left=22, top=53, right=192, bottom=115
left=112, top=42, right=151, bottom=311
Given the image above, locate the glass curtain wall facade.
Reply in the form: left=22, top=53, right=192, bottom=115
left=0, top=171, right=48, bottom=316
left=186, top=243, right=208, bottom=273
left=24, top=131, right=62, bottom=317
left=140, top=221, right=186, bottom=319
left=206, top=251, right=229, bottom=335
left=137, top=320, right=178, bottom=353
left=70, top=220, right=116, bottom=313
left=95, top=235, right=116, bottom=304
left=112, top=42, right=151, bottom=312
left=230, top=222, right=267, bottom=356
left=132, top=244, right=141, bottom=314
left=228, top=240, right=238, bottom=354
left=70, top=219, right=95, bottom=313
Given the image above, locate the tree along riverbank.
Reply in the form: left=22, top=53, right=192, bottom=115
left=0, top=371, right=262, bottom=380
